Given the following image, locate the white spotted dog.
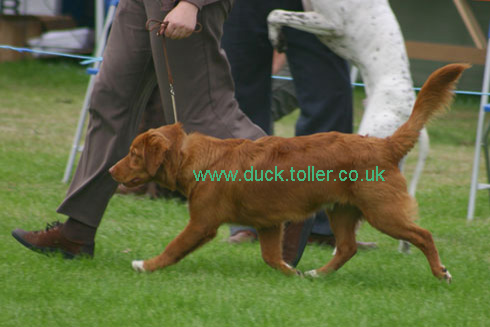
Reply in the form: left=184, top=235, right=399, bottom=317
left=268, top=0, right=428, bottom=253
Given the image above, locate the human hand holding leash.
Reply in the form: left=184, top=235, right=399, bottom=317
left=145, top=2, right=203, bottom=123
left=161, top=1, right=199, bottom=39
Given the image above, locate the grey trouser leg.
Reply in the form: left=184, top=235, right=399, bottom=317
left=57, top=0, right=265, bottom=228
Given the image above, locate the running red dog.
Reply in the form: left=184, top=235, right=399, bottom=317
left=110, top=64, right=468, bottom=282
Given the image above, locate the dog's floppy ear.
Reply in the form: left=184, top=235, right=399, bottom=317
left=143, top=130, right=170, bottom=176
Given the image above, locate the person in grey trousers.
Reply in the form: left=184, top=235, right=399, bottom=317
left=12, top=0, right=266, bottom=258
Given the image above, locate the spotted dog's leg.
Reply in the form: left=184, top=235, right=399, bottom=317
left=399, top=127, right=430, bottom=253
left=408, top=127, right=430, bottom=197
left=267, top=10, right=340, bottom=52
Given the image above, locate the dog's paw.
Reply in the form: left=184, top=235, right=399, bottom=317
left=268, top=27, right=288, bottom=52
left=132, top=260, right=146, bottom=272
left=442, top=267, right=452, bottom=284
left=275, top=31, right=288, bottom=53
left=267, top=11, right=288, bottom=53
left=304, top=269, right=320, bottom=278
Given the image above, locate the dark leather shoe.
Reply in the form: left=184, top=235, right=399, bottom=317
left=282, top=217, right=315, bottom=267
left=12, top=221, right=94, bottom=259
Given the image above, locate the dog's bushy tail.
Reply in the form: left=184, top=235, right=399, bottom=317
left=389, top=63, right=469, bottom=162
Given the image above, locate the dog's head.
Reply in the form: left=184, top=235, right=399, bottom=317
left=109, top=123, right=184, bottom=190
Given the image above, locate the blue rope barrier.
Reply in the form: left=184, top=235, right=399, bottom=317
left=1, top=45, right=488, bottom=97
left=0, top=45, right=102, bottom=65
left=272, top=75, right=490, bottom=97
left=80, top=58, right=101, bottom=65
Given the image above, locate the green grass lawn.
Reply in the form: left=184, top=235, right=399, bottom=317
left=1, top=59, right=489, bottom=327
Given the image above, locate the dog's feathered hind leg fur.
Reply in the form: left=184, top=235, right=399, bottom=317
left=361, top=200, right=451, bottom=283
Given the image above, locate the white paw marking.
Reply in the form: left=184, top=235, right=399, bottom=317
left=444, top=270, right=452, bottom=284
left=304, top=270, right=319, bottom=278
left=132, top=260, right=145, bottom=272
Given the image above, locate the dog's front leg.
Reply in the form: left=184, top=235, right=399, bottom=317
left=267, top=10, right=340, bottom=52
left=132, top=220, right=218, bottom=272
left=257, top=225, right=302, bottom=276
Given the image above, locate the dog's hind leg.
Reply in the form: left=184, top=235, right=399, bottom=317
left=305, top=204, right=361, bottom=277
left=362, top=202, right=452, bottom=283
left=132, top=220, right=219, bottom=272
left=257, top=225, right=302, bottom=276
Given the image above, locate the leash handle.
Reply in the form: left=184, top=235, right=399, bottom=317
left=145, top=19, right=202, bottom=36
left=145, top=19, right=202, bottom=123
